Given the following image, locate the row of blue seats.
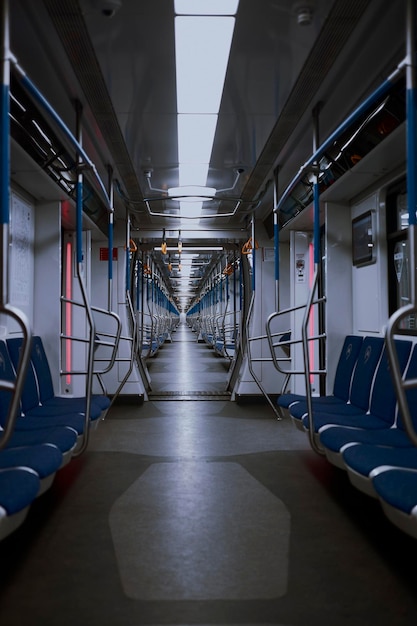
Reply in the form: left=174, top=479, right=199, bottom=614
left=278, top=335, right=417, bottom=539
left=0, top=335, right=110, bottom=540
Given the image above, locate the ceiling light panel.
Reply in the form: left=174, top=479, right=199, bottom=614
left=174, top=0, right=239, bottom=16
left=177, top=114, right=217, bottom=163
left=175, top=16, right=235, bottom=114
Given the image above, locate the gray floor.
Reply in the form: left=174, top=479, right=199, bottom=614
left=1, top=324, right=417, bottom=625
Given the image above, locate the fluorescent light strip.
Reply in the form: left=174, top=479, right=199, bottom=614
left=179, top=163, right=209, bottom=187
left=177, top=114, right=217, bottom=162
left=174, top=0, right=239, bottom=16
left=175, top=17, right=235, bottom=114
left=174, top=4, right=237, bottom=228
left=180, top=201, right=203, bottom=217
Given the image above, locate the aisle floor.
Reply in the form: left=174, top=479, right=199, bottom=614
left=1, top=324, right=417, bottom=625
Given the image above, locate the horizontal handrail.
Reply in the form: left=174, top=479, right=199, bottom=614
left=12, top=62, right=113, bottom=215
left=244, top=292, right=282, bottom=420
left=60, top=298, right=122, bottom=375
left=274, top=63, right=404, bottom=215
left=266, top=300, right=325, bottom=376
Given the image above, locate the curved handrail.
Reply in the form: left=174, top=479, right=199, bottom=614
left=245, top=293, right=282, bottom=420
left=385, top=305, right=417, bottom=448
left=266, top=303, right=304, bottom=375
left=71, top=266, right=95, bottom=457
left=301, top=268, right=326, bottom=455
left=266, top=302, right=325, bottom=377
left=60, top=299, right=122, bottom=375
left=0, top=305, right=31, bottom=450
left=106, top=290, right=144, bottom=412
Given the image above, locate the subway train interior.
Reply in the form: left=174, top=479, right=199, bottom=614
left=2, top=0, right=417, bottom=624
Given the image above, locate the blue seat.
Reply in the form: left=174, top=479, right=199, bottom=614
left=319, top=342, right=417, bottom=467
left=30, top=336, right=110, bottom=411
left=372, top=468, right=417, bottom=539
left=0, top=467, right=40, bottom=540
left=278, top=335, right=363, bottom=409
left=3, top=422, right=77, bottom=463
left=0, top=341, right=79, bottom=461
left=4, top=339, right=102, bottom=421
left=298, top=338, right=410, bottom=437
left=290, top=336, right=387, bottom=423
left=0, top=340, right=95, bottom=443
left=319, top=425, right=415, bottom=468
left=0, top=443, right=63, bottom=495
left=342, top=444, right=417, bottom=497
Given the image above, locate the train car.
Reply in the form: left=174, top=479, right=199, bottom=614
left=1, top=0, right=417, bottom=624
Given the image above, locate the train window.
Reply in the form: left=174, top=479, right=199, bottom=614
left=386, top=178, right=416, bottom=330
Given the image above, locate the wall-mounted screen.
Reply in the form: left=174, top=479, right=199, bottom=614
left=352, top=210, right=375, bottom=266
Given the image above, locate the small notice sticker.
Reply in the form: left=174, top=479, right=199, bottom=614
left=100, top=247, right=118, bottom=261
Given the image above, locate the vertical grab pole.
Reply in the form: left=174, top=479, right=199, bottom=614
left=406, top=0, right=417, bottom=301
left=107, top=166, right=114, bottom=312
left=312, top=103, right=322, bottom=268
left=251, top=213, right=256, bottom=292
left=0, top=0, right=31, bottom=449
left=125, top=210, right=131, bottom=293
left=73, top=101, right=95, bottom=456
left=233, top=248, right=237, bottom=340
left=273, top=167, right=280, bottom=311
left=75, top=102, right=84, bottom=271
left=0, top=0, right=10, bottom=308
left=303, top=103, right=324, bottom=454
left=386, top=0, right=417, bottom=447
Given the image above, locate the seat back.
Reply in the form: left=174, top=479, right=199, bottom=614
left=30, top=336, right=55, bottom=403
left=6, top=337, right=40, bottom=415
left=397, top=343, right=417, bottom=432
left=0, top=341, right=20, bottom=427
left=331, top=335, right=364, bottom=401
left=368, top=339, right=412, bottom=423
left=348, top=336, right=384, bottom=411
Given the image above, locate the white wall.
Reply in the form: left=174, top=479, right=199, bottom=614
left=90, top=226, right=146, bottom=397
left=33, top=200, right=63, bottom=392
left=234, top=220, right=291, bottom=397
left=0, top=190, right=35, bottom=336
left=351, top=192, right=388, bottom=335
left=325, top=201, right=354, bottom=394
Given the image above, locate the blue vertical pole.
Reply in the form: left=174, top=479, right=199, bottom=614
left=406, top=0, right=417, bottom=304
left=313, top=181, right=320, bottom=265
left=0, top=0, right=10, bottom=306
left=239, top=259, right=243, bottom=311
left=312, top=103, right=322, bottom=266
left=273, top=166, right=280, bottom=311
left=107, top=166, right=114, bottom=311
left=136, top=257, right=140, bottom=310
left=251, top=215, right=256, bottom=292
left=108, top=212, right=114, bottom=277
left=274, top=218, right=279, bottom=279
left=76, top=177, right=83, bottom=264
left=407, top=0, right=417, bottom=229
left=75, top=101, right=83, bottom=266
left=125, top=214, right=130, bottom=293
